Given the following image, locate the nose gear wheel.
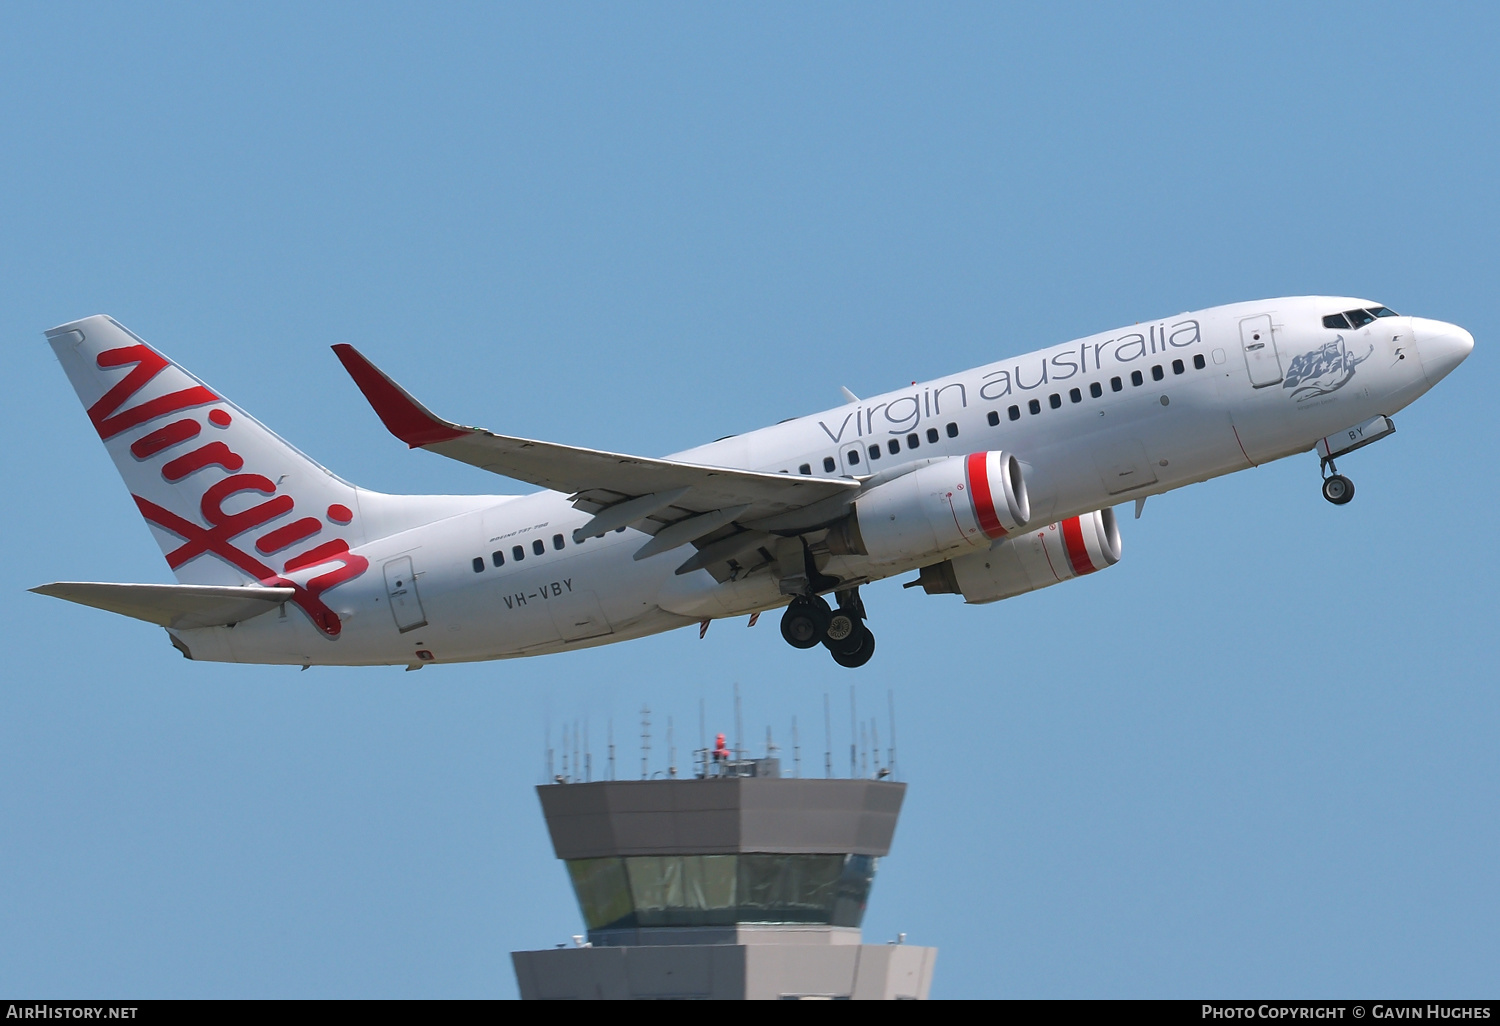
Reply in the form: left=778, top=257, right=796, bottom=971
left=1322, top=474, right=1354, bottom=505
left=1319, top=456, right=1355, bottom=505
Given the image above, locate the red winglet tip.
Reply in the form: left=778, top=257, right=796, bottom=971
left=331, top=344, right=467, bottom=448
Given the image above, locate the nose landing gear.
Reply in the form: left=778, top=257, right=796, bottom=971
left=1321, top=473, right=1354, bottom=505
left=778, top=587, right=875, bottom=667
left=1320, top=457, right=1355, bottom=505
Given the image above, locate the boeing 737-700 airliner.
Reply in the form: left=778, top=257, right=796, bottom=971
left=32, top=298, right=1472, bottom=668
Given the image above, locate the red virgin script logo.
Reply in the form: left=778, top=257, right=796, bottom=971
left=89, top=343, right=368, bottom=638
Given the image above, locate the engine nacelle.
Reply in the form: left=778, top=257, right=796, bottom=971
left=831, top=452, right=1030, bottom=565
left=913, top=508, right=1122, bottom=603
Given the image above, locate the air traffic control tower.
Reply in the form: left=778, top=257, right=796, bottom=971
left=511, top=751, right=935, bottom=1000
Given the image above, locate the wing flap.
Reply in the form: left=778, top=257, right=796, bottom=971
left=31, top=582, right=294, bottom=630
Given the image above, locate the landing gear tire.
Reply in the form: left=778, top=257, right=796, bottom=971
left=828, top=624, right=876, bottom=668
left=780, top=596, right=831, bottom=649
left=1322, top=474, right=1355, bottom=505
left=825, top=610, right=857, bottom=644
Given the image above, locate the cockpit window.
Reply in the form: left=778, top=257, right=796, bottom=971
left=1326, top=307, right=1399, bottom=329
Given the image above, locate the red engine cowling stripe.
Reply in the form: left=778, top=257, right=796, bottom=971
left=967, top=452, right=1007, bottom=538
left=1061, top=516, right=1095, bottom=577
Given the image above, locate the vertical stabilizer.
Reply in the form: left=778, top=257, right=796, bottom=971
left=46, top=315, right=373, bottom=636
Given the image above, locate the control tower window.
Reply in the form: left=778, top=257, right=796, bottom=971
left=565, top=853, right=878, bottom=931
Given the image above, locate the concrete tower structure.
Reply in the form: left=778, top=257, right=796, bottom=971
left=511, top=756, right=935, bottom=1000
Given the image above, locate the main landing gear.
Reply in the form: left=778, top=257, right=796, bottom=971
left=779, top=588, right=875, bottom=668
left=1320, top=458, right=1355, bottom=506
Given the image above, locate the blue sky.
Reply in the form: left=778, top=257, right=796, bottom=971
left=2, top=2, right=1496, bottom=998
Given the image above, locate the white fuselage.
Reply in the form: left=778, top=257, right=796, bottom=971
left=173, top=296, right=1466, bottom=667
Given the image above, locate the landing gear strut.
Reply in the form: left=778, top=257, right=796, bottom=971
left=778, top=587, right=876, bottom=667
left=1320, top=457, right=1355, bottom=506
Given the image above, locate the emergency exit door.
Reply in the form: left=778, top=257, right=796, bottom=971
left=1239, top=314, right=1284, bottom=388
left=383, top=555, right=427, bottom=633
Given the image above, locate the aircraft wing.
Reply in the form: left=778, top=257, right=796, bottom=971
left=31, top=582, right=295, bottom=630
left=333, top=345, right=858, bottom=554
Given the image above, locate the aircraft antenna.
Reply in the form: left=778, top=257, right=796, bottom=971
left=640, top=705, right=651, bottom=780
left=887, top=690, right=899, bottom=781
left=823, top=693, right=832, bottom=779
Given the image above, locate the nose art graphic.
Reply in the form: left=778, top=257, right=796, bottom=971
left=1282, top=335, right=1372, bottom=401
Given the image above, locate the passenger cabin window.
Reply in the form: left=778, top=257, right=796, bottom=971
left=847, top=449, right=861, bottom=465
left=492, top=550, right=505, bottom=567
left=1347, top=309, right=1376, bottom=328
left=1028, top=398, right=1041, bottom=415
left=1069, top=387, right=1081, bottom=403
left=823, top=456, right=836, bottom=472
left=888, top=439, right=900, bottom=455
left=1151, top=364, right=1164, bottom=381
left=533, top=539, right=545, bottom=556
left=1323, top=313, right=1351, bottom=329
left=906, top=433, right=919, bottom=449
left=1193, top=354, right=1206, bottom=369
left=512, top=545, right=525, bottom=562
left=1172, top=359, right=1185, bottom=375
left=553, top=533, right=565, bottom=551
left=926, top=427, right=939, bottom=444
left=1090, top=382, right=1103, bottom=398
left=987, top=410, right=1000, bottom=426
left=1048, top=393, right=1061, bottom=409
left=1130, top=370, right=1144, bottom=386
left=799, top=463, right=811, bottom=475
left=1111, top=376, right=1123, bottom=392
left=946, top=422, right=959, bottom=437
left=472, top=557, right=484, bottom=573
left=868, top=444, right=882, bottom=460
left=1008, top=405, right=1020, bottom=421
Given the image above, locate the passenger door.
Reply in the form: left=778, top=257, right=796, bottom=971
left=1239, top=314, right=1284, bottom=388
left=382, top=555, right=427, bottom=633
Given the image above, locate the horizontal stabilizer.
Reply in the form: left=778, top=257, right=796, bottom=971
left=31, top=582, right=294, bottom=630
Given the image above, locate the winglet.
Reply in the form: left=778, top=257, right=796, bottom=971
left=331, top=344, right=469, bottom=448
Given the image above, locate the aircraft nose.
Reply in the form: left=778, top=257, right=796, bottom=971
left=1411, top=317, right=1475, bottom=386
